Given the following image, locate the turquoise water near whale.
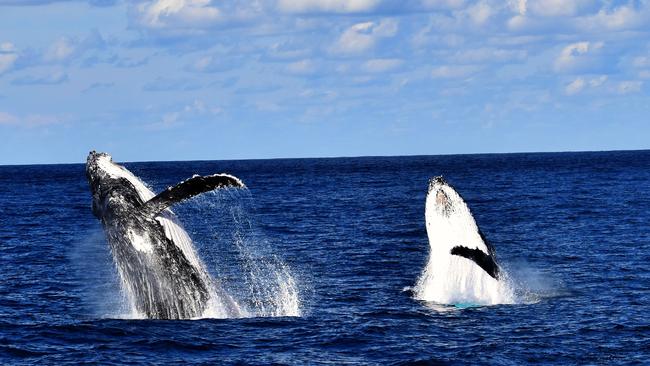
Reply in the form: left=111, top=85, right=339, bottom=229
left=1, top=150, right=649, bottom=364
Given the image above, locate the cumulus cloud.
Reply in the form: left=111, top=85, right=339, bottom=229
left=264, top=42, right=312, bottom=61
left=285, top=59, right=318, bottom=75
left=617, top=80, right=642, bottom=94
left=136, top=0, right=222, bottom=29
left=278, top=0, right=468, bottom=14
left=421, top=0, right=466, bottom=10
left=632, top=56, right=650, bottom=68
left=526, top=0, right=596, bottom=17
left=589, top=75, right=606, bottom=87
left=0, top=111, right=61, bottom=126
left=507, top=0, right=526, bottom=15
left=450, top=47, right=527, bottom=64
left=565, top=75, right=607, bottom=95
left=44, top=37, right=75, bottom=62
left=565, top=77, right=585, bottom=95
left=554, top=41, right=604, bottom=73
left=0, top=42, right=18, bottom=75
left=465, top=1, right=494, bottom=25
left=143, top=76, right=203, bottom=91
left=277, top=0, right=380, bottom=13
left=577, top=3, right=650, bottom=31
left=187, top=54, right=241, bottom=73
left=361, top=58, right=403, bottom=73
left=431, top=64, right=479, bottom=79
left=41, top=32, right=107, bottom=65
left=330, top=19, right=398, bottom=55
left=0, top=111, right=18, bottom=125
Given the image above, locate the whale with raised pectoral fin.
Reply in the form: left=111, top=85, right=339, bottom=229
left=414, top=176, right=514, bottom=306
left=86, top=151, right=245, bottom=319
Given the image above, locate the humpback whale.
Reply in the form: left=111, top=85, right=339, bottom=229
left=414, top=176, right=513, bottom=306
left=86, top=151, right=245, bottom=319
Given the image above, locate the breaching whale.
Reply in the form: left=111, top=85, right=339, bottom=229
left=86, top=151, right=245, bottom=319
left=414, top=176, right=513, bottom=306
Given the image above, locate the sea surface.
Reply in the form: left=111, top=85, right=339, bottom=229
left=1, top=151, right=649, bottom=365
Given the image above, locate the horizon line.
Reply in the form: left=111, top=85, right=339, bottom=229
left=1, top=147, right=648, bottom=167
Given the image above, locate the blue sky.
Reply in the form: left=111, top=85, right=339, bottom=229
left=1, top=0, right=649, bottom=164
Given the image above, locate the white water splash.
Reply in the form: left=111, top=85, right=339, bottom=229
left=186, top=189, right=302, bottom=318
left=414, top=179, right=515, bottom=306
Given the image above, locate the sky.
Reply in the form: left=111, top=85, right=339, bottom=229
left=0, top=0, right=649, bottom=165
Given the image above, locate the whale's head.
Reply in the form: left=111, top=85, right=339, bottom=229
left=427, top=176, right=456, bottom=216
left=86, top=151, right=112, bottom=193
left=86, top=151, right=149, bottom=219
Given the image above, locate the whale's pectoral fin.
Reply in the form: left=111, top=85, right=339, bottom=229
left=450, top=246, right=500, bottom=279
left=142, top=174, right=245, bottom=216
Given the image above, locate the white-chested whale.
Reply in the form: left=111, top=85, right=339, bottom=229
left=86, top=151, right=245, bottom=319
left=414, top=176, right=513, bottom=306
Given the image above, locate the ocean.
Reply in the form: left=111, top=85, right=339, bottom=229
left=1, top=151, right=649, bottom=365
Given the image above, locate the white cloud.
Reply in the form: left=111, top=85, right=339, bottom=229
left=44, top=37, right=75, bottom=62
left=554, top=41, right=603, bottom=73
left=266, top=42, right=311, bottom=61
left=279, top=0, right=468, bottom=13
left=137, top=0, right=221, bottom=29
left=617, top=80, right=642, bottom=94
left=0, top=42, right=15, bottom=52
left=565, top=77, right=585, bottom=95
left=507, top=0, right=526, bottom=15
left=451, top=47, right=527, bottom=63
left=361, top=58, right=403, bottom=73
left=285, top=59, right=317, bottom=75
left=188, top=54, right=238, bottom=73
left=0, top=111, right=18, bottom=125
left=527, top=0, right=594, bottom=17
left=193, top=56, right=215, bottom=71
left=578, top=4, right=649, bottom=31
left=0, top=112, right=61, bottom=127
left=330, top=19, right=398, bottom=55
left=465, top=1, right=494, bottom=25
left=632, top=56, right=650, bottom=68
left=421, top=0, right=466, bottom=10
left=589, top=75, right=606, bottom=87
left=183, top=99, right=221, bottom=114
left=277, top=0, right=380, bottom=13
left=0, top=42, right=18, bottom=75
left=565, top=75, right=607, bottom=95
left=431, top=65, right=479, bottom=79
left=506, top=14, right=527, bottom=30
left=24, top=114, right=60, bottom=126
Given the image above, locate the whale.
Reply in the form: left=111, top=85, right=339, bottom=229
left=414, top=176, right=513, bottom=306
left=86, top=151, right=245, bottom=319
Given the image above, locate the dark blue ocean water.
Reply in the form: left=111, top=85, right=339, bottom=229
left=1, top=151, right=649, bottom=365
